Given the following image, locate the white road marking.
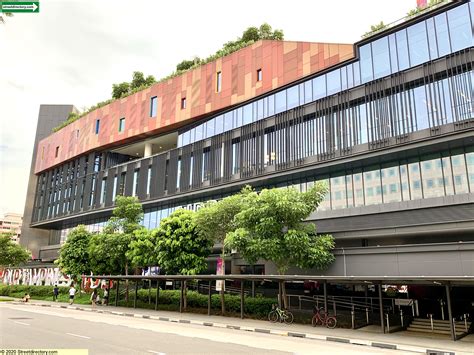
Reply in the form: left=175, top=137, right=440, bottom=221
left=13, top=321, right=30, bottom=326
left=147, top=351, right=166, bottom=355
left=66, top=332, right=91, bottom=339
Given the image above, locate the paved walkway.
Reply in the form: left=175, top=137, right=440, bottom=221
left=12, top=299, right=474, bottom=354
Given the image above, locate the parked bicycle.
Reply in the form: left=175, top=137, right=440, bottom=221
left=312, top=307, right=337, bottom=329
left=268, top=304, right=294, bottom=324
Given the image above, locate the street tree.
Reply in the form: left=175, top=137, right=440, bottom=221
left=155, top=209, right=213, bottom=309
left=0, top=233, right=30, bottom=267
left=194, top=187, right=251, bottom=314
left=90, top=196, right=144, bottom=301
left=56, top=225, right=92, bottom=279
left=225, top=183, right=335, bottom=308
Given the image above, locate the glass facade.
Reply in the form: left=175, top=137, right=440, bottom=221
left=177, top=2, right=473, bottom=148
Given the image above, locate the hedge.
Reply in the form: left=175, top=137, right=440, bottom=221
left=0, top=285, right=70, bottom=297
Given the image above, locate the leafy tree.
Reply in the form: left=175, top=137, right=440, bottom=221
left=90, top=196, right=144, bottom=301
left=127, top=228, right=160, bottom=268
left=155, top=209, right=212, bottom=275
left=56, top=225, right=91, bottom=278
left=0, top=233, right=30, bottom=267
left=226, top=183, right=335, bottom=308
left=155, top=209, right=212, bottom=310
left=241, top=26, right=260, bottom=42
left=112, top=82, right=130, bottom=99
left=176, top=59, right=195, bottom=72
left=130, top=71, right=156, bottom=90
left=195, top=187, right=251, bottom=314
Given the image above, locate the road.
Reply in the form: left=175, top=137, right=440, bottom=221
left=0, top=303, right=413, bottom=354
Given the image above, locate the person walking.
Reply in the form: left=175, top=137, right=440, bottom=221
left=90, top=288, right=98, bottom=309
left=53, top=285, right=59, bottom=302
left=102, top=287, right=109, bottom=306
left=68, top=285, right=76, bottom=305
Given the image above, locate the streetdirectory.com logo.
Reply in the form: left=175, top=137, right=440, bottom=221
left=0, top=1, right=40, bottom=13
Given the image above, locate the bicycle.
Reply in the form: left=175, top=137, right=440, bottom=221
left=268, top=304, right=294, bottom=324
left=311, top=307, right=337, bottom=329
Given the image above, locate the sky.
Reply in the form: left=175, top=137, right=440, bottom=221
left=0, top=0, right=415, bottom=217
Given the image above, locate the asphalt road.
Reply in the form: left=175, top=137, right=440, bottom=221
left=0, top=303, right=412, bottom=354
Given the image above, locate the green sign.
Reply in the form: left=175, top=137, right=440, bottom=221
left=0, top=2, right=39, bottom=13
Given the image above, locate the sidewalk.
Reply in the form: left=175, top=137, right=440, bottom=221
left=12, top=299, right=474, bottom=354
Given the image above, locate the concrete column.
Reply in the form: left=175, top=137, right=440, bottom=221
left=144, top=143, right=153, bottom=157
left=445, top=285, right=456, bottom=341
left=379, top=284, right=385, bottom=334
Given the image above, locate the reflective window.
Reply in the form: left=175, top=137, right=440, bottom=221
left=421, top=155, right=444, bottom=198
left=216, top=71, right=222, bottom=93
left=426, top=18, right=438, bottom=60
left=312, top=76, right=326, bottom=100
left=364, top=165, right=381, bottom=205
left=466, top=148, right=474, bottom=188
left=451, top=151, right=469, bottom=194
left=413, top=86, right=429, bottom=130
left=194, top=124, right=203, bottom=142
left=287, top=86, right=299, bottom=109
left=206, top=118, right=215, bottom=138
left=359, top=44, right=373, bottom=83
left=118, top=117, right=125, bottom=132
left=372, top=37, right=391, bottom=79
left=267, top=95, right=275, bottom=116
left=388, top=34, right=398, bottom=73
left=447, top=4, right=472, bottom=52
left=223, top=112, right=233, bottom=132
left=215, top=115, right=224, bottom=135
left=353, top=170, right=364, bottom=207
left=304, top=80, right=313, bottom=103
left=243, top=104, right=253, bottom=125
left=150, top=96, right=158, bottom=117
left=396, top=29, right=410, bottom=70
left=327, top=69, right=341, bottom=95
left=95, top=119, right=100, bottom=134
left=408, top=160, right=423, bottom=200
left=275, top=91, right=287, bottom=114
left=381, top=164, right=401, bottom=203
left=434, top=13, right=451, bottom=57
left=408, top=22, right=429, bottom=66
left=330, top=175, right=347, bottom=210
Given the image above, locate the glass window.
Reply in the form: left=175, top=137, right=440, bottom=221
left=372, top=37, right=391, bottom=79
left=345, top=175, right=354, bottom=207
left=396, top=29, right=410, bottom=70
left=388, top=34, right=398, bottom=74
left=216, top=71, right=222, bottom=92
left=407, top=22, right=429, bottom=66
left=331, top=174, right=347, bottom=210
left=346, top=64, right=354, bottom=89
left=232, top=141, right=240, bottom=174
left=256, top=99, right=264, bottom=120
left=312, top=75, right=326, bottom=100
left=267, top=95, right=275, bottom=116
left=147, top=167, right=151, bottom=195
left=316, top=177, right=330, bottom=211
left=132, top=169, right=139, bottom=196
left=352, top=62, right=361, bottom=86
left=364, top=165, right=382, bottom=205
left=100, top=178, right=107, bottom=204
left=223, top=112, right=233, bottom=132
left=359, top=44, right=373, bottom=83
left=275, top=91, right=287, bottom=114
left=413, top=86, right=429, bottom=130
left=451, top=150, right=469, bottom=194
left=206, top=118, right=215, bottom=138
left=215, top=115, right=224, bottom=135
left=408, top=160, right=423, bottom=200
left=150, top=96, right=158, bottom=117
left=243, top=103, right=253, bottom=125
left=256, top=69, right=263, bottom=81
left=421, top=155, right=444, bottom=198
left=466, top=148, right=474, bottom=189
left=304, top=80, right=312, bottom=104
left=353, top=169, right=364, bottom=207
left=95, top=119, right=100, bottom=134
left=194, top=124, right=203, bottom=141
left=381, top=163, right=401, bottom=203
left=447, top=4, right=472, bottom=52
left=327, top=69, right=341, bottom=95
left=340, top=66, right=348, bottom=91
left=182, top=130, right=190, bottom=146
left=118, top=117, right=125, bottom=132
left=287, top=86, right=299, bottom=109
left=426, top=18, right=438, bottom=60
left=434, top=13, right=451, bottom=57
left=234, top=107, right=243, bottom=128
left=181, top=97, right=186, bottom=109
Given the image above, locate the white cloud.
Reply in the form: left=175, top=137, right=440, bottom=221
left=0, top=0, right=415, bottom=217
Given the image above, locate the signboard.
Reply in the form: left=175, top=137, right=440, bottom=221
left=0, top=267, right=69, bottom=286
left=215, top=257, right=225, bottom=291
left=0, top=2, right=40, bottom=13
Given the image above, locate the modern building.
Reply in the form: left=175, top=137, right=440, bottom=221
left=22, top=0, right=473, bottom=280
left=0, top=212, right=23, bottom=243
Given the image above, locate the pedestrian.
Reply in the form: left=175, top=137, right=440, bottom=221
left=22, top=293, right=30, bottom=303
left=90, top=288, right=98, bottom=309
left=68, top=284, right=76, bottom=305
left=102, top=287, right=109, bottom=306
left=53, top=284, right=59, bottom=302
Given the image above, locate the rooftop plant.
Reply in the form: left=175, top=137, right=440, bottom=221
left=52, top=23, right=284, bottom=133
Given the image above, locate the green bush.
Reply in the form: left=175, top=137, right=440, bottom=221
left=0, top=285, right=69, bottom=297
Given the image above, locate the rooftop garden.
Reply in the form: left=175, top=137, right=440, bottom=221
left=52, top=23, right=284, bottom=133
left=362, top=0, right=448, bottom=39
